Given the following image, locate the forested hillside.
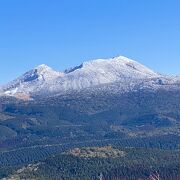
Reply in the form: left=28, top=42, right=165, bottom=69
left=7, top=146, right=180, bottom=180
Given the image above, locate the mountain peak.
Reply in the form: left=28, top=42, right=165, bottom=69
left=112, top=55, right=136, bottom=62
left=35, top=64, right=54, bottom=74
left=36, top=64, right=51, bottom=70
left=66, top=55, right=157, bottom=77
left=64, top=56, right=142, bottom=73
left=33, top=64, right=64, bottom=79
left=84, top=56, right=143, bottom=67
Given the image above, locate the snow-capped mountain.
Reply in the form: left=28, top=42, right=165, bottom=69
left=0, top=56, right=178, bottom=99
left=1, top=64, right=64, bottom=97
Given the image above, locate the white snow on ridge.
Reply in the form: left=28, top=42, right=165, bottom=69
left=0, top=55, right=178, bottom=98
left=1, top=64, right=64, bottom=96
left=55, top=56, right=159, bottom=91
left=65, top=56, right=157, bottom=76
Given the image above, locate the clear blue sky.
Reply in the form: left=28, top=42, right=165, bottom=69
left=0, top=0, right=180, bottom=84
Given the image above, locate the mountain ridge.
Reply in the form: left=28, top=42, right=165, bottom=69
left=0, top=55, right=178, bottom=99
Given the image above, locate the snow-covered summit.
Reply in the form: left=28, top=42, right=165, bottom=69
left=1, top=64, right=64, bottom=96
left=0, top=55, right=176, bottom=99
left=65, top=56, right=158, bottom=77
left=33, top=64, right=64, bottom=80
left=4, top=64, right=63, bottom=88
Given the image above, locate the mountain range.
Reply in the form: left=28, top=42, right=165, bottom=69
left=1, top=56, right=180, bottom=99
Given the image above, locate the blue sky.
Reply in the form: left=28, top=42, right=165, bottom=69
left=0, top=0, right=180, bottom=84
